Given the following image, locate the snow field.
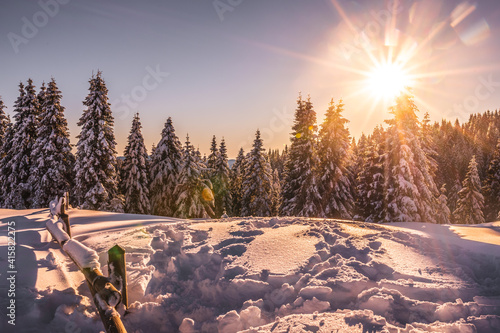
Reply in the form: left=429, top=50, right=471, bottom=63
left=1, top=209, right=499, bottom=332
left=117, top=218, right=500, bottom=332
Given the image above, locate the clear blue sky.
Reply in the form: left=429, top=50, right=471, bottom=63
left=2, top=0, right=500, bottom=157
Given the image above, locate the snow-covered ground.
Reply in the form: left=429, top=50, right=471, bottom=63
left=0, top=209, right=499, bottom=332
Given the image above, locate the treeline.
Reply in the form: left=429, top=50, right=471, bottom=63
left=0, top=73, right=499, bottom=223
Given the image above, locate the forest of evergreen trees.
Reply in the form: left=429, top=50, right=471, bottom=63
left=0, top=73, right=499, bottom=223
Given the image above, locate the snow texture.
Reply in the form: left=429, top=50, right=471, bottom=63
left=1, top=209, right=499, bottom=332
left=63, top=239, right=100, bottom=270
left=46, top=218, right=70, bottom=244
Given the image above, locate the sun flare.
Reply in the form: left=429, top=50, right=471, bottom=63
left=367, top=62, right=412, bottom=101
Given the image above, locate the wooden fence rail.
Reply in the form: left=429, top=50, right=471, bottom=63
left=46, top=195, right=128, bottom=333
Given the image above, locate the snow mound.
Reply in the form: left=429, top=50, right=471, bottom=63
left=2, top=210, right=500, bottom=332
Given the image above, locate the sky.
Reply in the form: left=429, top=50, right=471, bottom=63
left=2, top=0, right=500, bottom=158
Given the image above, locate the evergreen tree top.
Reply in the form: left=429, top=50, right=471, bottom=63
left=36, top=78, right=70, bottom=139
left=153, top=117, right=182, bottom=162
left=12, top=79, right=39, bottom=130
left=386, top=91, right=420, bottom=131
left=291, top=93, right=318, bottom=141
left=207, top=135, right=219, bottom=169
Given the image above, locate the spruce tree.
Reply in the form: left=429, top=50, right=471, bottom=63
left=213, top=138, right=232, bottom=217
left=241, top=130, right=273, bottom=217
left=207, top=135, right=218, bottom=172
left=175, top=135, right=214, bottom=218
left=30, top=78, right=74, bottom=208
left=354, top=134, right=369, bottom=219
left=453, top=156, right=485, bottom=224
left=270, top=168, right=282, bottom=216
left=448, top=177, right=462, bottom=217
left=281, top=94, right=323, bottom=217
left=420, top=112, right=438, bottom=180
left=356, top=127, right=386, bottom=222
left=122, top=113, right=151, bottom=214
left=4, top=80, right=40, bottom=209
left=383, top=91, right=440, bottom=223
left=482, top=139, right=500, bottom=221
left=436, top=185, right=451, bottom=224
left=149, top=117, right=182, bottom=216
left=230, top=148, right=245, bottom=216
left=318, top=99, right=354, bottom=218
left=75, top=72, right=119, bottom=210
left=0, top=98, right=9, bottom=156
left=0, top=99, right=12, bottom=208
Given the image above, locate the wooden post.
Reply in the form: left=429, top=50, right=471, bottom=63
left=46, top=200, right=127, bottom=333
left=60, top=198, right=71, bottom=238
left=64, top=191, right=69, bottom=210
left=108, top=245, right=128, bottom=309
left=82, top=268, right=122, bottom=307
left=81, top=270, right=127, bottom=333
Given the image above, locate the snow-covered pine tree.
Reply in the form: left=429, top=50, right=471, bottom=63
left=270, top=168, right=282, bottom=216
left=0, top=97, right=9, bottom=155
left=122, top=113, right=151, bottom=214
left=482, top=139, right=500, bottom=221
left=281, top=94, right=323, bottom=217
left=448, top=177, right=462, bottom=217
left=74, top=72, right=119, bottom=211
left=149, top=117, right=182, bottom=216
left=318, top=98, right=354, bottom=218
left=453, top=156, right=485, bottom=224
left=207, top=135, right=219, bottom=172
left=241, top=130, right=273, bottom=217
left=436, top=184, right=451, bottom=224
left=420, top=112, right=438, bottom=180
left=0, top=98, right=12, bottom=208
left=175, top=135, right=214, bottom=218
left=354, top=134, right=369, bottom=219
left=29, top=78, right=74, bottom=208
left=356, top=127, right=386, bottom=222
left=230, top=148, right=245, bottom=216
left=383, top=91, right=440, bottom=223
left=213, top=138, right=232, bottom=217
left=4, top=80, right=40, bottom=209
left=37, top=82, right=47, bottom=115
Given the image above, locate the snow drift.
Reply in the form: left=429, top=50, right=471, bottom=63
left=0, top=209, right=499, bottom=332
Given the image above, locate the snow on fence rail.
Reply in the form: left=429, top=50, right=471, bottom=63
left=46, top=195, right=128, bottom=333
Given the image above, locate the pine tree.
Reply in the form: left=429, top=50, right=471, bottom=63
left=149, top=117, right=182, bottom=216
left=122, top=113, right=151, bottom=214
left=453, top=156, right=485, bottom=224
left=318, top=98, right=354, bottom=218
left=270, top=168, right=282, bottom=216
left=213, top=138, right=232, bottom=217
left=448, top=177, right=462, bottom=217
left=29, top=78, right=74, bottom=208
left=384, top=91, right=440, bottom=223
left=356, top=127, right=386, bottom=222
left=207, top=135, right=218, bottom=172
left=420, top=112, right=438, bottom=181
left=230, top=148, right=245, bottom=216
left=354, top=134, right=369, bottom=219
left=0, top=97, right=9, bottom=155
left=436, top=185, right=451, bottom=224
left=241, top=130, right=273, bottom=217
left=175, top=135, right=214, bottom=218
left=0, top=98, right=12, bottom=208
left=482, top=139, right=500, bottom=221
left=74, top=72, right=119, bottom=211
left=4, top=80, right=40, bottom=209
left=281, top=94, right=323, bottom=217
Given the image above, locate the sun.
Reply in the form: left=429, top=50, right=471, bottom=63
left=367, top=62, right=412, bottom=101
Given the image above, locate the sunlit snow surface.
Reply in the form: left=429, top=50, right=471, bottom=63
left=0, top=209, right=499, bottom=332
